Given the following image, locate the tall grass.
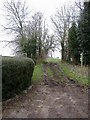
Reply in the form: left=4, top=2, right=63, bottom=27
left=59, top=62, right=88, bottom=87
left=46, top=58, right=88, bottom=87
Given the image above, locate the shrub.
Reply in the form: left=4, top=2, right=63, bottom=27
left=2, top=56, right=34, bottom=101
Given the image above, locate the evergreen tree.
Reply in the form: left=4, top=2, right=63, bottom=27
left=77, top=2, right=90, bottom=65
left=68, top=22, right=80, bottom=64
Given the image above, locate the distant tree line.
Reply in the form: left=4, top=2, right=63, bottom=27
left=3, top=0, right=57, bottom=63
left=3, top=0, right=90, bottom=65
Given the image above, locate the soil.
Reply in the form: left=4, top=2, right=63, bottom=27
left=2, top=62, right=88, bottom=118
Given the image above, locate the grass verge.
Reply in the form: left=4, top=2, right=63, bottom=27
left=46, top=58, right=61, bottom=63
left=46, top=58, right=88, bottom=87
left=32, top=63, right=43, bottom=84
left=46, top=67, right=53, bottom=78
left=59, top=62, right=88, bottom=87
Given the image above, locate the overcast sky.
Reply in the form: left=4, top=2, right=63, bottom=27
left=0, top=0, right=77, bottom=57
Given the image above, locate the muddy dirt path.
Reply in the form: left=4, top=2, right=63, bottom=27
left=2, top=63, right=88, bottom=118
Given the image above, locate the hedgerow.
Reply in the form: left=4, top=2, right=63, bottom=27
left=2, top=56, right=34, bottom=101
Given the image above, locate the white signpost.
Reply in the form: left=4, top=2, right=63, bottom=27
left=80, top=52, right=83, bottom=68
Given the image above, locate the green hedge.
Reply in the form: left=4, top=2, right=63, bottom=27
left=2, top=56, right=34, bottom=101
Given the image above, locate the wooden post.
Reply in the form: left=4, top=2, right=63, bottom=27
left=80, top=52, right=83, bottom=68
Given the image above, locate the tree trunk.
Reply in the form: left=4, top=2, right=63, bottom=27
left=61, top=43, right=65, bottom=61
left=38, top=38, right=42, bottom=57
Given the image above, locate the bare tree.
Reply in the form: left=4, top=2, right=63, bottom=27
left=51, top=6, right=70, bottom=60
left=42, top=34, right=57, bottom=57
left=34, top=12, right=43, bottom=57
left=42, top=21, right=57, bottom=57
left=3, top=0, right=29, bottom=53
left=75, top=0, right=84, bottom=11
left=51, top=4, right=78, bottom=61
left=25, top=15, right=57, bottom=59
left=21, top=12, right=44, bottom=60
left=31, top=12, right=43, bottom=59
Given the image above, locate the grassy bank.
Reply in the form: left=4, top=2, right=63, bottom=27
left=59, top=62, right=88, bottom=87
left=32, top=63, right=43, bottom=84
left=47, top=58, right=88, bottom=87
left=46, top=58, right=61, bottom=63
left=46, top=67, right=53, bottom=78
left=32, top=58, right=89, bottom=87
